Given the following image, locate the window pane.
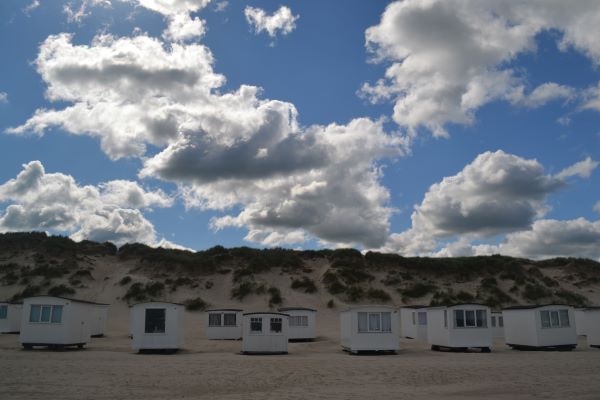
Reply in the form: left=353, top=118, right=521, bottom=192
left=559, top=310, right=570, bottom=327
left=30, top=305, right=40, bottom=323
left=223, top=313, right=236, bottom=326
left=550, top=311, right=560, bottom=328
left=541, top=311, right=551, bottom=328
left=369, top=313, right=381, bottom=331
left=358, top=312, right=368, bottom=332
left=476, top=310, right=487, bottom=328
left=51, top=305, right=63, bottom=323
left=145, top=308, right=166, bottom=333
left=444, top=310, right=447, bottom=328
left=465, top=310, right=476, bottom=327
left=381, top=312, right=391, bottom=332
left=491, top=316, right=496, bottom=327
left=289, top=316, right=298, bottom=327
left=412, top=312, right=415, bottom=325
left=0, top=305, right=7, bottom=319
left=301, top=316, right=308, bottom=326
left=40, top=306, right=51, bottom=323
left=454, top=310, right=465, bottom=328
left=418, top=312, right=427, bottom=326
left=499, top=316, right=504, bottom=327
left=270, top=318, right=282, bottom=333
left=209, top=313, right=222, bottom=327
left=250, top=317, right=262, bottom=332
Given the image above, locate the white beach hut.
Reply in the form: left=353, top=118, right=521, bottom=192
left=574, top=308, right=587, bottom=336
left=340, top=305, right=399, bottom=354
left=399, top=305, right=428, bottom=341
left=90, top=303, right=109, bottom=337
left=278, top=307, right=317, bottom=341
left=0, top=301, right=22, bottom=333
left=130, top=302, right=185, bottom=352
left=502, top=305, right=577, bottom=351
left=491, top=311, right=504, bottom=339
left=427, top=304, right=492, bottom=352
left=583, top=307, right=600, bottom=348
left=205, top=309, right=243, bottom=340
left=242, top=312, right=289, bottom=354
left=19, top=296, right=98, bottom=349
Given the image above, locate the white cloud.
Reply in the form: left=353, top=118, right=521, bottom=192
left=10, top=30, right=406, bottom=248
left=555, top=156, right=598, bottom=180
left=132, top=0, right=210, bottom=16
left=594, top=201, right=600, bottom=214
left=244, top=6, right=298, bottom=38
left=362, top=0, right=600, bottom=137
left=163, top=12, right=206, bottom=41
left=477, top=218, right=600, bottom=260
left=0, top=92, right=7, bottom=104
left=0, top=161, right=173, bottom=247
left=63, top=0, right=111, bottom=23
left=23, top=0, right=40, bottom=15
left=383, top=151, right=596, bottom=256
left=214, top=1, right=227, bottom=13
left=582, top=82, right=600, bottom=112
left=508, top=82, right=575, bottom=108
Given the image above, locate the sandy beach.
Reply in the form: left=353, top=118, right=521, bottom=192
left=2, top=307, right=600, bottom=400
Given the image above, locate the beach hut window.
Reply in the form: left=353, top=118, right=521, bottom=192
left=412, top=312, right=416, bottom=325
left=28, top=304, right=63, bottom=324
left=209, top=313, right=222, bottom=327
left=476, top=310, right=487, bottom=327
left=540, top=309, right=570, bottom=329
left=559, top=310, right=570, bottom=327
left=224, top=313, right=237, bottom=326
left=454, top=309, right=486, bottom=328
left=270, top=317, right=282, bottom=333
left=381, top=312, right=392, bottom=332
left=0, top=305, right=6, bottom=319
left=250, top=317, right=262, bottom=333
left=499, top=316, right=504, bottom=327
left=290, top=316, right=308, bottom=327
left=418, top=312, right=427, bottom=326
left=491, top=316, right=496, bottom=327
left=145, top=308, right=166, bottom=333
left=369, top=313, right=381, bottom=331
left=358, top=312, right=368, bottom=332
left=444, top=310, right=448, bottom=328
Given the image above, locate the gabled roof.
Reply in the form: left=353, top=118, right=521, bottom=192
left=23, top=296, right=109, bottom=306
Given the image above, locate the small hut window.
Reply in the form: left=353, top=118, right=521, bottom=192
left=444, top=310, right=448, bottom=328
left=454, top=309, right=486, bottom=328
left=270, top=317, right=282, bottom=333
left=491, top=316, right=496, bottom=327
left=358, top=312, right=368, bottom=332
left=540, top=309, right=570, bottom=329
left=0, top=305, right=7, bottom=319
left=559, top=310, right=570, bottom=327
left=209, top=313, right=222, bottom=327
left=28, top=304, right=63, bottom=324
left=369, top=313, right=381, bottom=331
left=250, top=317, right=262, bottom=332
left=381, top=312, right=392, bottom=332
left=499, top=316, right=504, bottom=327
left=145, top=308, right=166, bottom=333
left=358, top=312, right=391, bottom=333
left=412, top=312, right=416, bottom=325
left=418, top=312, right=427, bottom=326
left=224, top=313, right=237, bottom=326
left=290, top=316, right=308, bottom=327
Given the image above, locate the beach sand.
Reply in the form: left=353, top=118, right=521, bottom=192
left=1, top=306, right=600, bottom=400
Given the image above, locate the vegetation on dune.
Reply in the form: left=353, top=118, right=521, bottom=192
left=123, top=281, right=165, bottom=303
left=184, top=297, right=209, bottom=311
left=48, top=284, right=76, bottom=297
left=290, top=276, right=318, bottom=293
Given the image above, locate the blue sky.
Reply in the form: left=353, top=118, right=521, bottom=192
left=0, top=0, right=599, bottom=259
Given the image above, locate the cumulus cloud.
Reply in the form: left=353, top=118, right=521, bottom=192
left=244, top=6, right=298, bottom=38
left=582, top=82, right=600, bottom=112
left=384, top=151, right=596, bottom=256
left=0, top=92, right=7, bottom=103
left=555, top=156, right=598, bottom=179
left=362, top=0, right=600, bottom=136
left=0, top=161, right=173, bottom=246
left=163, top=13, right=206, bottom=41
left=477, top=218, right=600, bottom=260
left=10, top=28, right=406, bottom=248
left=63, top=0, right=111, bottom=23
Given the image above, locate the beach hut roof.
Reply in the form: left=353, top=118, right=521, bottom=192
left=503, top=304, right=572, bottom=310
left=278, top=307, right=317, bottom=312
left=243, top=311, right=290, bottom=317
left=206, top=308, right=243, bottom=312
left=23, top=295, right=108, bottom=306
left=129, top=301, right=184, bottom=307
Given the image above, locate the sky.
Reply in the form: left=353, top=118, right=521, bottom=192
left=0, top=0, right=599, bottom=259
